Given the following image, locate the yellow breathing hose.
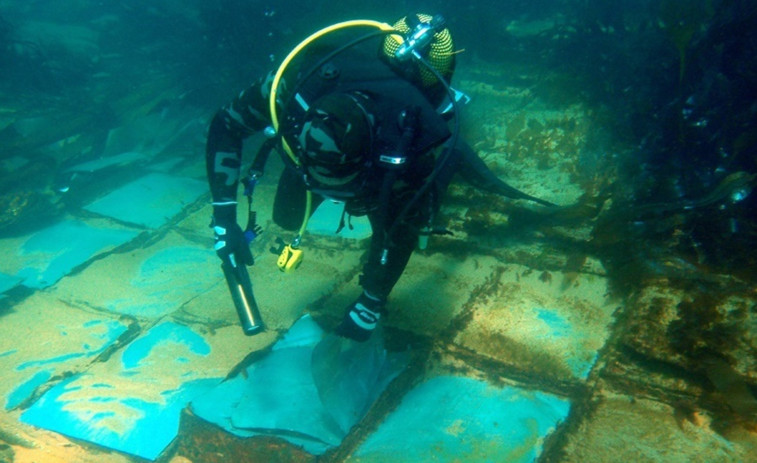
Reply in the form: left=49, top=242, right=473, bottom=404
left=267, top=19, right=395, bottom=241
left=268, top=19, right=395, bottom=154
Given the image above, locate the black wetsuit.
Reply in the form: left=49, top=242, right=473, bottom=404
left=206, top=29, right=550, bottom=302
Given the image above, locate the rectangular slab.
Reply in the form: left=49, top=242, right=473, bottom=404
left=19, top=320, right=274, bottom=461
left=0, top=293, right=129, bottom=412
left=560, top=392, right=756, bottom=462
left=84, top=172, right=206, bottom=229
left=350, top=375, right=570, bottom=462
left=0, top=218, right=139, bottom=289
left=454, top=264, right=617, bottom=382
left=52, top=232, right=219, bottom=320
left=371, top=253, right=505, bottom=338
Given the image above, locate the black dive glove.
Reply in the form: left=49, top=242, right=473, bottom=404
left=212, top=204, right=253, bottom=266
left=336, top=291, right=385, bottom=342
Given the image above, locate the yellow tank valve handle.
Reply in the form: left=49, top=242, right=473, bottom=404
left=277, top=244, right=303, bottom=273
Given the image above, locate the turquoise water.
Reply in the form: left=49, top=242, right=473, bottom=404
left=1, top=1, right=755, bottom=462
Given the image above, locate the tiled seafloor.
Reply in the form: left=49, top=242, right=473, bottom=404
left=2, top=110, right=757, bottom=463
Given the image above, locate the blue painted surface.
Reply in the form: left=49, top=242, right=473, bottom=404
left=16, top=353, right=85, bottom=370
left=83, top=173, right=206, bottom=229
left=536, top=308, right=571, bottom=338
left=3, top=319, right=127, bottom=411
left=353, top=375, right=571, bottom=462
left=0, top=272, right=22, bottom=295
left=133, top=247, right=214, bottom=287
left=535, top=308, right=597, bottom=379
left=17, top=323, right=217, bottom=460
left=567, top=351, right=597, bottom=380
left=20, top=374, right=219, bottom=461
left=122, top=322, right=210, bottom=370
left=5, top=369, right=52, bottom=410
left=85, top=320, right=128, bottom=347
left=105, top=246, right=216, bottom=318
left=15, top=220, right=139, bottom=289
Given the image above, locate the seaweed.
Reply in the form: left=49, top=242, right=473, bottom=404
left=659, top=0, right=714, bottom=84
left=665, top=288, right=757, bottom=424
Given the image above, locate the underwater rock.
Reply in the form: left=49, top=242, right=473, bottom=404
left=617, top=283, right=757, bottom=428
left=622, top=284, right=757, bottom=381
left=504, top=17, right=559, bottom=38
left=13, top=21, right=100, bottom=70
left=701, top=356, right=757, bottom=422
left=588, top=171, right=757, bottom=293
left=561, top=392, right=754, bottom=462
left=0, top=190, right=62, bottom=237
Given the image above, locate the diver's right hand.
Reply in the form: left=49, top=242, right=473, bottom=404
left=212, top=216, right=253, bottom=266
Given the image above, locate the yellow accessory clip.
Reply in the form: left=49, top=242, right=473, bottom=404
left=277, top=244, right=303, bottom=273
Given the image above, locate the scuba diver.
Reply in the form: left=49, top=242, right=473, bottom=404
left=205, top=13, right=553, bottom=342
